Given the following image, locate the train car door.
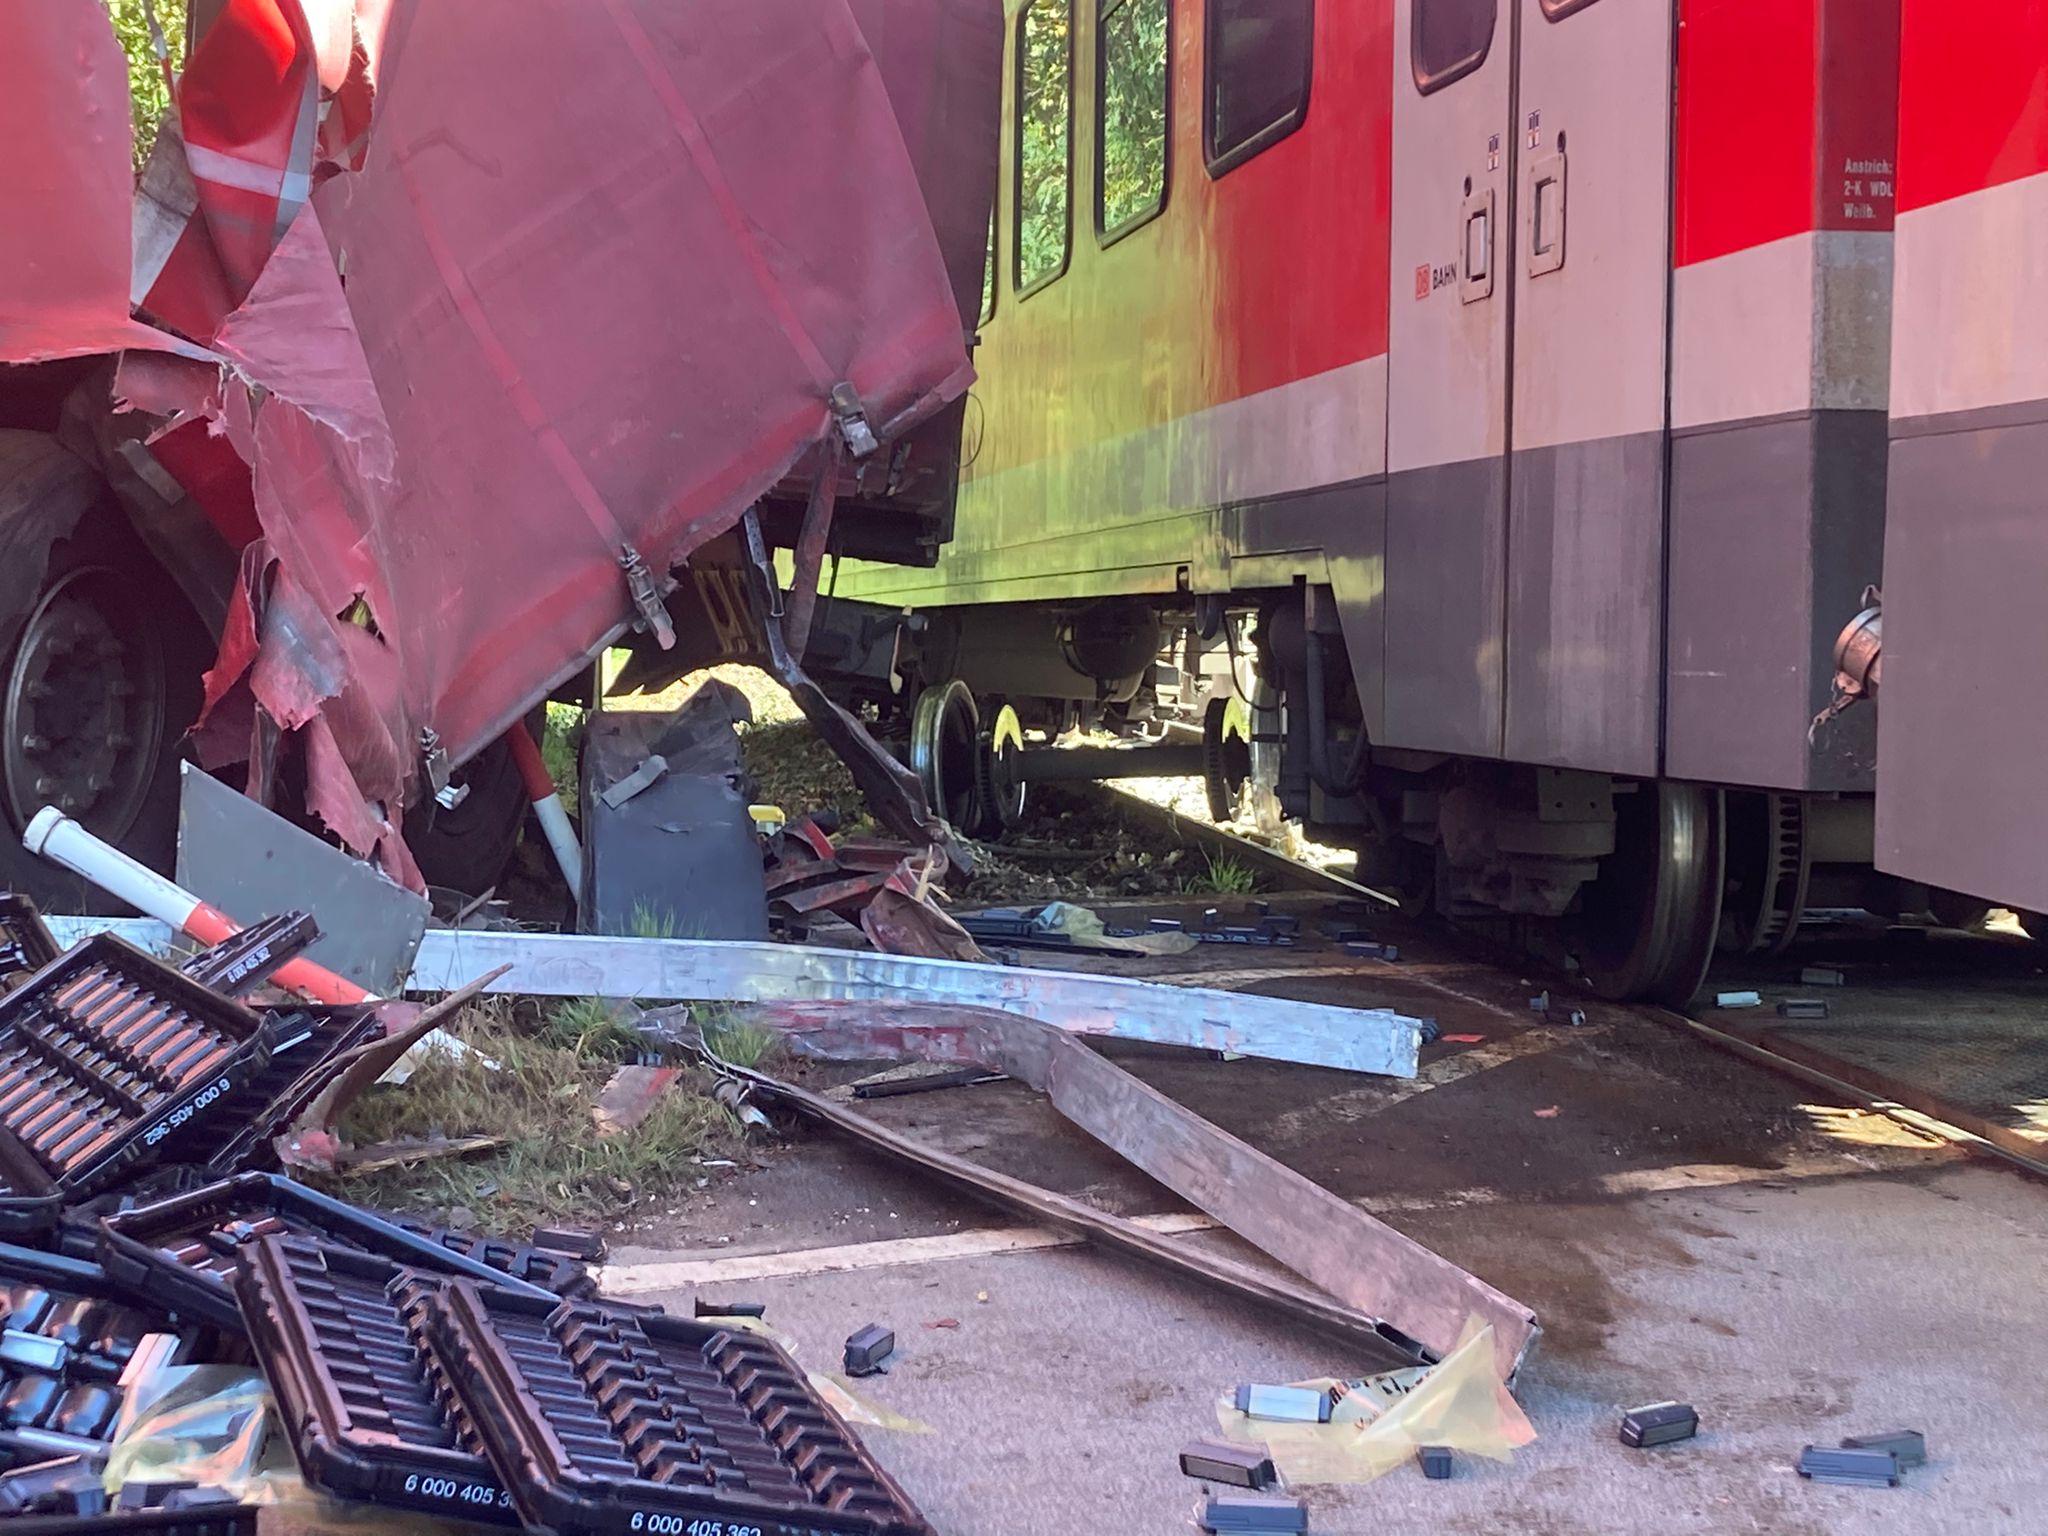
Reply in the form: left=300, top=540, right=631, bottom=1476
left=1386, top=0, right=1512, bottom=757
left=1503, top=0, right=1674, bottom=774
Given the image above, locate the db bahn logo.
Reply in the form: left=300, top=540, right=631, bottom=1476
left=1414, top=262, right=1457, bottom=298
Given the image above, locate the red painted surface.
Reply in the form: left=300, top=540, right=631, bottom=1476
left=1815, top=0, right=1901, bottom=231
left=1209, top=0, right=1393, bottom=398
left=1897, top=0, right=2048, bottom=212
left=1675, top=0, right=1898, bottom=268
left=149, top=420, right=264, bottom=549
left=0, top=2, right=178, bottom=361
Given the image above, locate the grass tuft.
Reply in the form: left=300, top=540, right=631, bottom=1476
left=330, top=1001, right=740, bottom=1227
left=1182, top=851, right=1257, bottom=896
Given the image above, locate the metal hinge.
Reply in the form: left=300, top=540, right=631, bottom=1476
left=830, top=382, right=880, bottom=459
left=618, top=545, right=677, bottom=650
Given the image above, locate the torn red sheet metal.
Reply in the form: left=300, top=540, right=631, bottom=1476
left=10, top=0, right=989, bottom=875
left=0, top=4, right=188, bottom=361
left=132, top=0, right=322, bottom=342
left=199, top=0, right=979, bottom=862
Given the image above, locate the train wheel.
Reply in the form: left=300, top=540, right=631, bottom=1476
left=1719, top=790, right=1809, bottom=953
left=1201, top=696, right=1251, bottom=821
left=968, top=703, right=1025, bottom=839
left=1574, top=781, right=1725, bottom=1005
left=909, top=678, right=981, bottom=830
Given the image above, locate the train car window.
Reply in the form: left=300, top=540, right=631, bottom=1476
left=1205, top=0, right=1314, bottom=176
left=1412, top=0, right=1495, bottom=93
left=1015, top=0, right=1074, bottom=296
left=1098, top=0, right=1171, bottom=241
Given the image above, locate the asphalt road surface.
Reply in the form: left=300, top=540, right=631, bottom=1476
left=603, top=903, right=2048, bottom=1535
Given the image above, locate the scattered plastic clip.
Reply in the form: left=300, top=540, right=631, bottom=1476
left=1840, top=1429, right=1925, bottom=1467
left=1234, top=1385, right=1332, bottom=1424
left=1179, top=1439, right=1277, bottom=1490
left=1777, top=999, right=1830, bottom=1019
left=844, top=1323, right=895, bottom=1377
left=1798, top=1445, right=1899, bottom=1488
left=1199, top=1491, right=1309, bottom=1533
left=1619, top=1401, right=1698, bottom=1448
left=1713, top=990, right=1762, bottom=1009
left=1799, top=966, right=1846, bottom=987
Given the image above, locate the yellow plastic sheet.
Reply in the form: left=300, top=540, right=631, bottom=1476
left=1212, top=1322, right=1536, bottom=1485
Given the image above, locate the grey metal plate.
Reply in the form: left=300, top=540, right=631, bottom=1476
left=175, top=763, right=430, bottom=996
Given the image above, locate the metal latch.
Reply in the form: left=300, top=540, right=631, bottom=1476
left=618, top=545, right=677, bottom=650
left=830, top=382, right=880, bottom=459
left=419, top=727, right=451, bottom=798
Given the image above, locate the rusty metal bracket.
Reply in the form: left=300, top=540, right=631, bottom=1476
left=782, top=438, right=844, bottom=661
left=739, top=509, right=972, bottom=875
left=695, top=1050, right=1434, bottom=1373
left=619, top=544, right=677, bottom=650
left=829, top=382, right=880, bottom=458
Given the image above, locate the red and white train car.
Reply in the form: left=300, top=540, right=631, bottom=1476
left=832, top=0, right=2042, bottom=1001
left=1877, top=3, right=2048, bottom=935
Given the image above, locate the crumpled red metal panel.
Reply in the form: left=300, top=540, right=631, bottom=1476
left=0, top=3, right=185, bottom=361
left=848, top=0, right=1006, bottom=329
left=134, top=0, right=321, bottom=342
left=227, top=0, right=975, bottom=777
left=15, top=0, right=983, bottom=878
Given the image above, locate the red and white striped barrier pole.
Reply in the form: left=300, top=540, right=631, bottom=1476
left=506, top=720, right=582, bottom=898
left=22, top=807, right=374, bottom=1006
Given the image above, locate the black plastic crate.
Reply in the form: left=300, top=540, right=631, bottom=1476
left=0, top=898, right=60, bottom=991
left=0, top=1505, right=256, bottom=1536
left=430, top=1278, right=934, bottom=1536
left=199, top=1005, right=385, bottom=1179
left=378, top=1211, right=597, bottom=1299
left=231, top=1237, right=520, bottom=1525
left=0, top=935, right=274, bottom=1233
left=178, top=913, right=319, bottom=999
left=0, top=1241, right=177, bottom=1469
left=100, top=1174, right=560, bottom=1331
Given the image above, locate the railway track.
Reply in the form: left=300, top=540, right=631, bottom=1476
left=1085, top=783, right=2048, bottom=1187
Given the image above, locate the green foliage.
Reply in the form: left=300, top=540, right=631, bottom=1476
left=1015, top=0, right=1073, bottom=289
left=1183, top=851, right=1256, bottom=895
left=538, top=996, right=645, bottom=1059
left=541, top=702, right=583, bottom=805
left=1099, top=0, right=1169, bottom=233
left=333, top=1004, right=740, bottom=1226
left=103, top=0, right=187, bottom=169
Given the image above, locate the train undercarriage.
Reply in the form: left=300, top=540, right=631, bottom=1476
left=848, top=589, right=2026, bottom=1006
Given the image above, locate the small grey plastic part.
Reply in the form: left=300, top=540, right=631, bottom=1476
left=1798, top=1445, right=1900, bottom=1487
left=693, top=1298, right=766, bottom=1319
left=843, top=1323, right=896, bottom=1377
left=1777, top=998, right=1831, bottom=1019
left=1418, top=1445, right=1453, bottom=1479
left=0, top=1330, right=68, bottom=1374
left=1199, top=1491, right=1309, bottom=1533
left=1620, top=1400, right=1699, bottom=1448
left=1799, top=966, right=1846, bottom=986
left=159, top=1486, right=244, bottom=1511
left=1234, top=1384, right=1333, bottom=1423
left=1840, top=1430, right=1925, bottom=1467
left=1179, top=1439, right=1277, bottom=1490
